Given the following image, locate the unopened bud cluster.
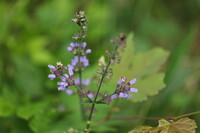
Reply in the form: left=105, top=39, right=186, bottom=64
left=106, top=51, right=121, bottom=64
left=111, top=33, right=127, bottom=51
left=72, top=11, right=88, bottom=40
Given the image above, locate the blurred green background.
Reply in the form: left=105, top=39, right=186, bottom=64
left=0, top=0, right=200, bottom=132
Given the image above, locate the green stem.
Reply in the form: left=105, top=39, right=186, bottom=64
left=78, top=39, right=86, bottom=120
left=99, top=110, right=200, bottom=123
left=174, top=111, right=200, bottom=120
left=105, top=99, right=119, bottom=120
left=85, top=46, right=118, bottom=133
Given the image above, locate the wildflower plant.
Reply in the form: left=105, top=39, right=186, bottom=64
left=46, top=11, right=200, bottom=133
left=48, top=11, right=138, bottom=132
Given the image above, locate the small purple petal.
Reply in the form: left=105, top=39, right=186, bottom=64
left=119, top=93, right=125, bottom=98
left=57, top=82, right=63, bottom=85
left=85, top=49, right=91, bottom=54
left=83, top=79, right=90, bottom=86
left=63, top=74, right=69, bottom=78
left=125, top=94, right=132, bottom=98
left=75, top=43, right=79, bottom=47
left=60, top=76, right=66, bottom=81
left=129, top=78, right=136, bottom=85
left=66, top=89, right=73, bottom=95
left=63, top=83, right=68, bottom=87
left=68, top=65, right=74, bottom=76
left=72, top=56, right=78, bottom=66
left=80, top=56, right=89, bottom=67
left=70, top=43, right=75, bottom=47
left=48, top=74, right=56, bottom=80
left=119, top=93, right=132, bottom=99
left=58, top=86, right=65, bottom=91
left=88, top=93, right=94, bottom=98
left=82, top=42, right=87, bottom=48
left=74, top=79, right=80, bottom=85
left=57, top=82, right=68, bottom=87
left=117, top=79, right=122, bottom=85
left=111, top=94, right=118, bottom=99
left=48, top=65, right=55, bottom=69
left=67, top=47, right=73, bottom=52
left=130, top=88, right=138, bottom=93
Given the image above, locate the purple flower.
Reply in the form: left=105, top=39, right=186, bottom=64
left=70, top=42, right=76, bottom=47
left=130, top=88, right=138, bottom=93
left=129, top=78, right=136, bottom=85
left=119, top=93, right=132, bottom=99
left=71, top=56, right=78, bottom=66
left=48, top=62, right=67, bottom=78
left=74, top=78, right=90, bottom=86
left=88, top=93, right=94, bottom=98
left=48, top=74, right=56, bottom=80
left=59, top=76, right=66, bottom=82
left=66, top=89, right=74, bottom=95
left=67, top=42, right=91, bottom=55
left=68, top=65, right=74, bottom=76
left=82, top=42, right=87, bottom=48
left=67, top=47, right=73, bottom=52
left=48, top=62, right=75, bottom=92
left=81, top=56, right=89, bottom=66
left=48, top=65, right=55, bottom=69
left=85, top=49, right=91, bottom=54
left=70, top=56, right=89, bottom=71
left=58, top=86, right=65, bottom=91
left=111, top=94, right=118, bottom=99
left=83, top=79, right=90, bottom=86
left=110, top=77, right=138, bottom=100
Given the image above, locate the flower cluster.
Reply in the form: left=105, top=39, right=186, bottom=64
left=74, top=78, right=94, bottom=98
left=67, top=42, right=91, bottom=56
left=48, top=62, right=75, bottom=95
left=74, top=78, right=90, bottom=86
left=67, top=42, right=91, bottom=72
left=111, top=77, right=138, bottom=99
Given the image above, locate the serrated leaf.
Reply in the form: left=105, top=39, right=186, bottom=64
left=128, top=126, right=153, bottom=132
left=112, top=33, right=169, bottom=102
left=157, top=118, right=197, bottom=133
left=129, top=117, right=197, bottom=133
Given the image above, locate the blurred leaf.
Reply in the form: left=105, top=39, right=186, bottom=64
left=16, top=102, right=47, bottom=120
left=111, top=33, right=169, bottom=102
left=128, top=126, right=153, bottom=132
left=14, top=57, right=43, bottom=96
left=27, top=37, right=54, bottom=65
left=0, top=96, right=15, bottom=117
left=129, top=117, right=197, bottom=133
left=29, top=112, right=52, bottom=133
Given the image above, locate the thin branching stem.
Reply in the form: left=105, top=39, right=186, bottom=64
left=99, top=110, right=200, bottom=123
left=174, top=111, right=200, bottom=120
left=77, top=38, right=86, bottom=121
left=85, top=46, right=118, bottom=133
left=74, top=80, right=93, bottom=102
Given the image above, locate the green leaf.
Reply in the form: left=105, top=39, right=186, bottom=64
left=0, top=96, right=15, bottom=117
left=16, top=102, right=47, bottom=120
left=27, top=37, right=54, bottom=65
left=111, top=33, right=169, bottom=102
left=129, top=117, right=197, bottom=133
